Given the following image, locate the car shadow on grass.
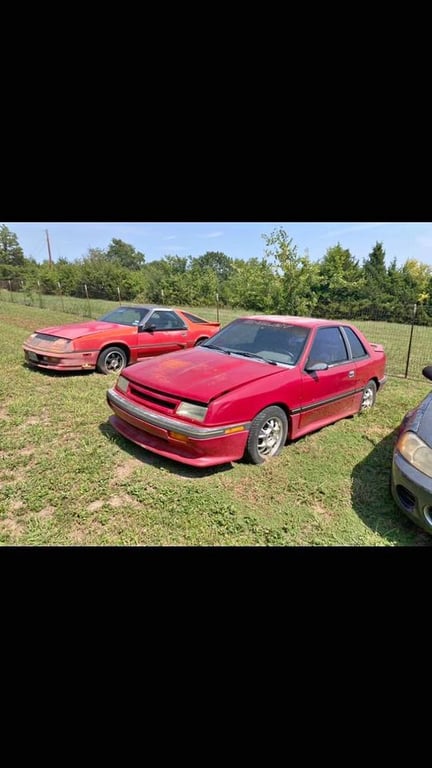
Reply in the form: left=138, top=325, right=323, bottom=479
left=22, top=363, right=93, bottom=378
left=351, top=428, right=432, bottom=546
left=98, top=421, right=233, bottom=478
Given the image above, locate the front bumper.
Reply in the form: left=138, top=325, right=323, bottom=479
left=106, top=387, right=250, bottom=467
left=391, top=450, right=432, bottom=534
left=23, top=345, right=98, bottom=371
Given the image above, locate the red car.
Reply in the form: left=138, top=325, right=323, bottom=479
left=106, top=315, right=387, bottom=467
left=22, top=305, right=220, bottom=374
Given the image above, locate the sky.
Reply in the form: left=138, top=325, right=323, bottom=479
left=4, top=221, right=432, bottom=268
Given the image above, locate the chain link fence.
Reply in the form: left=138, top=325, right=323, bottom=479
left=2, top=284, right=432, bottom=380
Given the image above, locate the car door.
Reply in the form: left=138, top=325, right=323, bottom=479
left=297, top=326, right=358, bottom=435
left=137, top=310, right=190, bottom=358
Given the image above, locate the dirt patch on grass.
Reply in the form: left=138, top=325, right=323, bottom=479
left=22, top=412, right=50, bottom=427
left=0, top=516, right=25, bottom=537
left=88, top=500, right=104, bottom=512
left=311, top=502, right=334, bottom=523
left=18, top=446, right=34, bottom=457
left=110, top=459, right=138, bottom=483
left=10, top=499, right=25, bottom=512
left=38, top=506, right=56, bottom=520
left=108, top=493, right=139, bottom=508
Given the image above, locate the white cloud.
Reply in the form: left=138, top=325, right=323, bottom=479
left=197, top=231, right=223, bottom=239
left=320, top=223, right=387, bottom=238
left=160, top=245, right=188, bottom=252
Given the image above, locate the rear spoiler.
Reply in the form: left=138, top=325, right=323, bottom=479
left=370, top=342, right=384, bottom=353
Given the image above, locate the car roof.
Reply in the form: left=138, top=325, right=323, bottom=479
left=117, top=305, right=178, bottom=312
left=245, top=315, right=351, bottom=329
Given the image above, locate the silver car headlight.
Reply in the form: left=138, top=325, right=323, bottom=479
left=116, top=375, right=129, bottom=393
left=176, top=402, right=208, bottom=422
left=397, top=431, right=432, bottom=478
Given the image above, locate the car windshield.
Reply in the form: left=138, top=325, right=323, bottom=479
left=201, top=319, right=310, bottom=366
left=98, top=307, right=151, bottom=327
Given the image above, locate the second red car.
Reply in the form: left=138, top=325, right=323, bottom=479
left=23, top=305, right=220, bottom=373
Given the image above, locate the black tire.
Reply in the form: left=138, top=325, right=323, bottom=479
left=360, top=379, right=377, bottom=412
left=245, top=406, right=288, bottom=465
left=97, top=346, right=128, bottom=375
left=195, top=337, right=208, bottom=346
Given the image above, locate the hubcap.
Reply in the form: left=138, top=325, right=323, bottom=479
left=257, top=417, right=284, bottom=457
left=106, top=352, right=125, bottom=372
left=361, top=387, right=374, bottom=410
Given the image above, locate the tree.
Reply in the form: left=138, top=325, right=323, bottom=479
left=261, top=227, right=319, bottom=315
left=225, top=257, right=281, bottom=311
left=363, top=242, right=388, bottom=294
left=105, top=238, right=145, bottom=271
left=316, top=243, right=363, bottom=317
left=0, top=224, right=25, bottom=266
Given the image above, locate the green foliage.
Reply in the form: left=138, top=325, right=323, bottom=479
left=261, top=227, right=320, bottom=315
left=0, top=224, right=25, bottom=267
left=105, top=238, right=145, bottom=271
left=4, top=222, right=432, bottom=325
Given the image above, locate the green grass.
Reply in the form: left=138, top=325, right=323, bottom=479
left=1, top=300, right=432, bottom=546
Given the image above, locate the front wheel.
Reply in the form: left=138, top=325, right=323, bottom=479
left=97, top=346, right=128, bottom=375
left=360, top=379, right=377, bottom=412
left=245, top=406, right=288, bottom=465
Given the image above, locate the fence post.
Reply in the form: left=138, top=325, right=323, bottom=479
left=216, top=292, right=220, bottom=323
left=8, top=279, right=13, bottom=302
left=58, top=281, right=65, bottom=313
left=117, top=286, right=121, bottom=305
left=161, top=289, right=164, bottom=304
left=84, top=284, right=91, bottom=318
left=37, top=280, right=43, bottom=308
left=405, top=303, right=417, bottom=378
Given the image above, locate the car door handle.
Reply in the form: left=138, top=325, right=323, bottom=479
left=348, top=370, right=355, bottom=378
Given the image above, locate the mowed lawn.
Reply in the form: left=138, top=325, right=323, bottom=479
left=1, top=300, right=431, bottom=546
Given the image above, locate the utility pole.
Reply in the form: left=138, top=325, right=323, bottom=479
left=45, top=229, right=53, bottom=268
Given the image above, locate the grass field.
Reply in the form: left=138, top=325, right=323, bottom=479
left=1, top=300, right=432, bottom=546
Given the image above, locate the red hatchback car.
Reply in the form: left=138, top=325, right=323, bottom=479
left=106, top=315, right=387, bottom=468
left=22, top=305, right=220, bottom=374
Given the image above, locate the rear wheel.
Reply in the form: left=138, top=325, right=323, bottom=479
left=360, top=379, right=377, bottom=412
left=195, top=337, right=208, bottom=346
left=97, top=346, right=128, bottom=374
left=245, top=406, right=288, bottom=465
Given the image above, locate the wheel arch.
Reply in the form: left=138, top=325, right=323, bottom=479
left=98, top=341, right=131, bottom=364
left=251, top=401, right=292, bottom=438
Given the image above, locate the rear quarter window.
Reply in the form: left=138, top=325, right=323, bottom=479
left=182, top=312, right=212, bottom=324
left=343, top=326, right=368, bottom=359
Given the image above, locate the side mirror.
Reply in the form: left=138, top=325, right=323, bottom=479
left=422, top=365, right=432, bottom=382
left=305, top=362, right=329, bottom=373
left=141, top=322, right=157, bottom=332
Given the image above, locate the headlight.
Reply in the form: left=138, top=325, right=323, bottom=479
left=396, top=431, right=432, bottom=478
left=116, top=375, right=129, bottom=393
left=176, top=402, right=208, bottom=422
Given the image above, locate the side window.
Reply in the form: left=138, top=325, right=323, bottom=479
left=307, top=327, right=349, bottom=366
left=150, top=311, right=186, bottom=330
left=343, top=326, right=368, bottom=359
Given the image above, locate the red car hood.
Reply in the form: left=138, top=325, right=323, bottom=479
left=124, top=347, right=290, bottom=402
left=34, top=321, right=126, bottom=340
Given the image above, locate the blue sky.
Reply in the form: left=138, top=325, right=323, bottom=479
left=4, top=221, right=432, bottom=267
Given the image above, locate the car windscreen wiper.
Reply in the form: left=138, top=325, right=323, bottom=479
left=227, top=350, right=277, bottom=365
left=203, top=344, right=232, bottom=354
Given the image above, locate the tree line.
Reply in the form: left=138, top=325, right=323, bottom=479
left=1, top=223, right=432, bottom=324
